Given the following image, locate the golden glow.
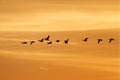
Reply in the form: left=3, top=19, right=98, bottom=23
left=0, top=0, right=119, bottom=31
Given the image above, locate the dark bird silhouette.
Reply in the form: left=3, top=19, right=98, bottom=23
left=47, top=41, right=52, bottom=44
left=45, top=35, right=50, bottom=41
left=83, top=38, right=88, bottom=42
left=64, top=39, right=69, bottom=44
left=97, top=39, right=103, bottom=44
left=38, top=39, right=44, bottom=42
left=56, top=40, right=60, bottom=42
left=21, top=42, right=27, bottom=44
left=30, top=41, right=35, bottom=45
left=109, top=38, right=115, bottom=43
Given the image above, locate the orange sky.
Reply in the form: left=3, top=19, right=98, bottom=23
left=0, top=0, right=119, bottom=31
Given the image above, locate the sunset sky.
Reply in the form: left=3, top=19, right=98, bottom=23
left=0, top=0, right=119, bottom=31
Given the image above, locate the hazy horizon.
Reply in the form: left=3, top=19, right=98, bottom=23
left=0, top=29, right=119, bottom=80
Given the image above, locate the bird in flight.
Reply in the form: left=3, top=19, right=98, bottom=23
left=45, top=35, right=50, bottom=41
left=21, top=41, right=27, bottom=44
left=109, top=38, right=115, bottom=43
left=97, top=39, right=103, bottom=44
left=64, top=39, right=69, bottom=44
left=30, top=41, right=35, bottom=45
left=38, top=39, right=44, bottom=42
left=47, top=41, right=52, bottom=44
left=56, top=40, right=60, bottom=42
left=83, top=38, right=88, bottom=42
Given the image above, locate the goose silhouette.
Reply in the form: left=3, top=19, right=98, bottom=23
left=47, top=41, right=52, bottom=44
left=109, top=38, right=114, bottom=43
left=56, top=40, right=60, bottom=42
left=21, top=42, right=27, bottom=44
left=64, top=39, right=69, bottom=44
left=30, top=41, right=35, bottom=45
left=83, top=38, right=88, bottom=42
left=97, top=39, right=103, bottom=44
left=45, top=35, right=50, bottom=41
left=38, top=39, right=44, bottom=42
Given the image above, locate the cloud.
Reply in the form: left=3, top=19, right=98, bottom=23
left=0, top=0, right=118, bottom=31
